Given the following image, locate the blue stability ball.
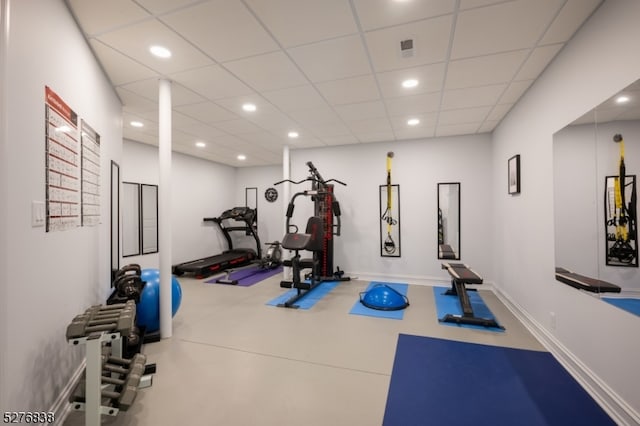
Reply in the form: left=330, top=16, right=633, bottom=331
left=137, top=269, right=183, bottom=333
left=359, top=284, right=409, bottom=311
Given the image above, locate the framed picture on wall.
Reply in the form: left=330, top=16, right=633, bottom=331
left=508, top=154, right=521, bottom=195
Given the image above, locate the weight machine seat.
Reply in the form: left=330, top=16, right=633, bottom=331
left=282, top=233, right=311, bottom=251
left=555, top=267, right=621, bottom=294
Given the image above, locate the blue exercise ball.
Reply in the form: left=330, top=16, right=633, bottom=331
left=137, top=269, right=182, bottom=333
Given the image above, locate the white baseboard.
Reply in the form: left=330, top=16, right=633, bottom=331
left=493, top=286, right=640, bottom=426
left=49, top=360, right=85, bottom=426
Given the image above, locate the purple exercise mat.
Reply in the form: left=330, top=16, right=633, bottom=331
left=206, top=265, right=283, bottom=287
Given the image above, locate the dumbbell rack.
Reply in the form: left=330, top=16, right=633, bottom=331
left=66, top=301, right=152, bottom=426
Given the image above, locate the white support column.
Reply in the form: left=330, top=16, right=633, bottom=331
left=0, top=0, right=9, bottom=414
left=282, top=146, right=291, bottom=279
left=158, top=79, right=172, bottom=339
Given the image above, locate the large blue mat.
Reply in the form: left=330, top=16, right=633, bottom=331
left=349, top=282, right=409, bottom=320
left=266, top=281, right=340, bottom=309
left=433, top=286, right=504, bottom=332
left=602, top=297, right=640, bottom=317
left=383, top=334, right=615, bottom=426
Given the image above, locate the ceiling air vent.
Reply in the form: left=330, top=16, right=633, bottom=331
left=400, top=38, right=414, bottom=58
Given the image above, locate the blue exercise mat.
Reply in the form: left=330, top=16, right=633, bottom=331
left=266, top=281, right=340, bottom=309
left=433, top=286, right=504, bottom=332
left=383, top=334, right=616, bottom=426
left=602, top=297, right=640, bottom=316
left=349, top=282, right=409, bottom=320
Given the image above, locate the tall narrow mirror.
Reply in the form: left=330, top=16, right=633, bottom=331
left=141, top=184, right=158, bottom=255
left=122, top=182, right=140, bottom=257
left=437, top=182, right=461, bottom=260
left=110, top=161, right=120, bottom=282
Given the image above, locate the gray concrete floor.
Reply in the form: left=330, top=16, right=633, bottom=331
left=64, top=273, right=544, bottom=426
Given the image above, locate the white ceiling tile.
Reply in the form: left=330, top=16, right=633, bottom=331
left=315, top=75, right=380, bottom=105
left=394, top=126, right=436, bottom=140
left=170, top=65, right=254, bottom=100
left=334, top=101, right=387, bottom=122
left=390, top=112, right=438, bottom=131
left=224, top=51, right=309, bottom=91
left=321, top=134, right=360, bottom=146
left=515, top=44, right=563, bottom=81
left=288, top=34, right=371, bottom=82
left=262, top=85, right=329, bottom=112
left=353, top=0, right=454, bottom=31
left=307, top=122, right=352, bottom=138
left=244, top=111, right=299, bottom=135
left=288, top=106, right=343, bottom=127
left=174, top=101, right=239, bottom=124
left=89, top=40, right=158, bottom=85
left=67, top=0, right=149, bottom=35
left=376, top=63, right=446, bottom=98
left=441, top=84, right=507, bottom=110
left=120, top=78, right=205, bottom=106
left=160, top=1, right=279, bottom=62
left=438, top=106, right=491, bottom=125
left=178, top=122, right=227, bottom=140
left=459, top=0, right=508, bottom=9
left=445, top=50, right=529, bottom=89
left=385, top=92, right=441, bottom=116
left=347, top=117, right=393, bottom=134
left=357, top=132, right=395, bottom=143
left=123, top=130, right=158, bottom=145
left=135, top=0, right=201, bottom=14
left=435, top=122, right=481, bottom=137
left=214, top=119, right=265, bottom=135
left=117, top=88, right=158, bottom=113
left=486, top=104, right=513, bottom=122
left=364, top=15, right=452, bottom=72
left=540, top=0, right=603, bottom=45
left=97, top=20, right=214, bottom=74
left=239, top=132, right=287, bottom=147
left=478, top=120, right=499, bottom=133
left=499, top=80, right=533, bottom=104
left=214, top=95, right=279, bottom=117
left=245, top=0, right=358, bottom=47
left=451, top=0, right=564, bottom=59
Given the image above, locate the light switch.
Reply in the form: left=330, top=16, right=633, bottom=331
left=32, top=200, right=46, bottom=227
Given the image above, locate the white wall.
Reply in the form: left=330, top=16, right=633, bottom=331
left=492, top=0, right=640, bottom=418
left=1, top=0, right=122, bottom=414
left=290, top=134, right=493, bottom=284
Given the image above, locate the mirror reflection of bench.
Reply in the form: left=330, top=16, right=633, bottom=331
left=440, top=262, right=504, bottom=329
left=439, top=244, right=457, bottom=260
left=555, top=267, right=621, bottom=293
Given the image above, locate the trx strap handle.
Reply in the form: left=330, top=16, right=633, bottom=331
left=381, top=152, right=397, bottom=254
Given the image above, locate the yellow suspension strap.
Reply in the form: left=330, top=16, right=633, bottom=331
left=381, top=152, right=397, bottom=254
left=613, top=134, right=628, bottom=241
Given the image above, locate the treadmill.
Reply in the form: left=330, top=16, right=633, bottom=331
left=172, top=207, right=262, bottom=278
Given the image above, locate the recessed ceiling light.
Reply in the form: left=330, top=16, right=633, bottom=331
left=242, top=103, right=257, bottom=112
left=149, top=45, right=172, bottom=59
left=195, top=141, right=206, bottom=148
left=402, top=79, right=419, bottom=88
left=130, top=121, right=144, bottom=128
left=237, top=154, right=247, bottom=161
left=288, top=131, right=299, bottom=138
left=616, top=95, right=630, bottom=104
left=407, top=118, right=420, bottom=126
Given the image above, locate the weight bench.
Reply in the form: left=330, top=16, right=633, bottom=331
left=439, top=244, right=457, bottom=259
left=440, top=262, right=503, bottom=329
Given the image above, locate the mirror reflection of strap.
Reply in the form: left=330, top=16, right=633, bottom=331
left=381, top=152, right=397, bottom=254
left=610, top=134, right=636, bottom=263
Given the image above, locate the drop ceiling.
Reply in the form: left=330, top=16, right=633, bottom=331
left=66, top=0, right=603, bottom=167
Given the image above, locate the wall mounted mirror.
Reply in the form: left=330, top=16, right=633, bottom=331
left=122, top=182, right=141, bottom=257
left=437, top=182, right=460, bottom=260
left=553, top=79, right=639, bottom=315
left=110, top=161, right=120, bottom=282
left=141, top=184, right=158, bottom=255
